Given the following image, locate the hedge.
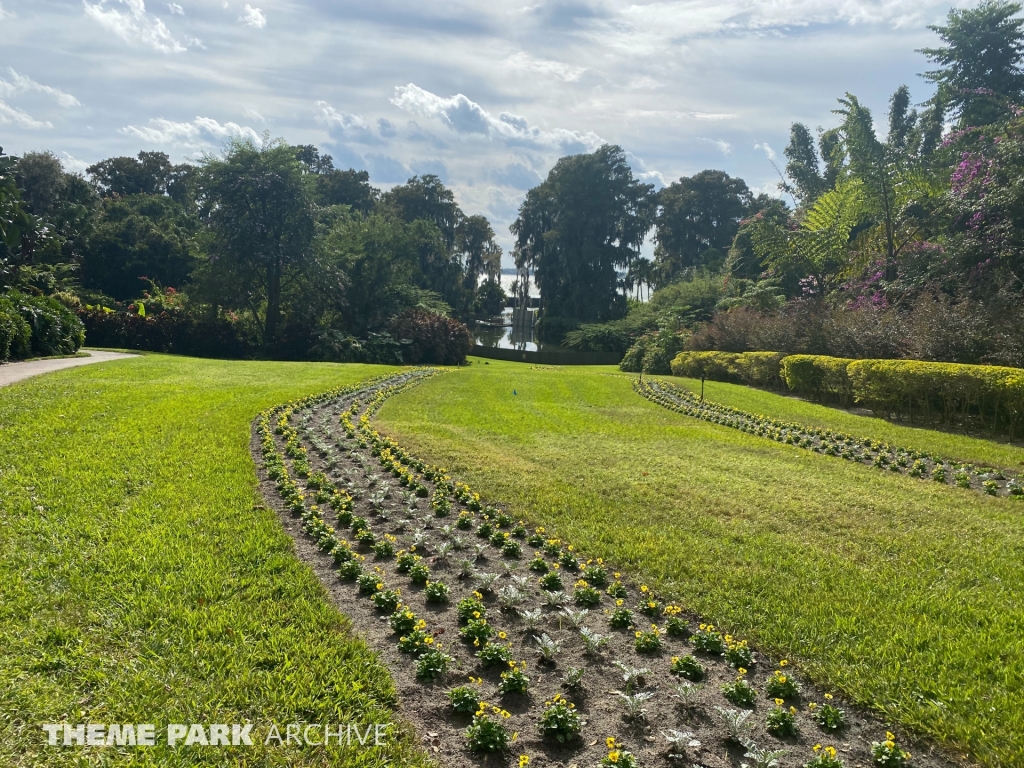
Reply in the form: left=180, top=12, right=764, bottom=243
left=79, top=309, right=255, bottom=359
left=0, top=292, right=84, bottom=362
left=669, top=349, right=1024, bottom=438
left=670, top=351, right=786, bottom=389
left=847, top=359, right=1024, bottom=438
left=781, top=355, right=855, bottom=406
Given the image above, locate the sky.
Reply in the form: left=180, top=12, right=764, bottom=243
left=0, top=0, right=975, bottom=263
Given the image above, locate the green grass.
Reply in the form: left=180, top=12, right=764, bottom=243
left=379, top=359, right=1024, bottom=767
left=0, top=354, right=430, bottom=767
left=663, top=373, right=1024, bottom=471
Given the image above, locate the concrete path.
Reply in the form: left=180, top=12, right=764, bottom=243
left=0, top=350, right=137, bottom=389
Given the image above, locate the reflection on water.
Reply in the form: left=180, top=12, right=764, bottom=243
left=473, top=308, right=568, bottom=353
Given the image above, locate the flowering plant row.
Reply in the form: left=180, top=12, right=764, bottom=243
left=635, top=378, right=1023, bottom=498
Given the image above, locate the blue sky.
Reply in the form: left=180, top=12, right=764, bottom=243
left=0, top=0, right=973, bottom=260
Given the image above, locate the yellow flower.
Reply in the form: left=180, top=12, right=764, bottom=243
left=774, top=698, right=784, bottom=706
left=499, top=631, right=507, bottom=639
left=640, top=585, right=649, bottom=593
left=825, top=747, right=837, bottom=758
left=778, top=674, right=787, bottom=683
left=616, top=599, right=624, bottom=607
left=614, top=572, right=621, bottom=578
left=519, top=756, right=530, bottom=767
left=824, top=693, right=833, bottom=700
left=738, top=667, right=747, bottom=675
left=813, top=744, right=822, bottom=752
left=635, top=631, right=642, bottom=637
left=789, top=706, right=796, bottom=714
left=809, top=702, right=818, bottom=710
left=779, top=659, right=789, bottom=667
left=608, top=750, right=620, bottom=763
left=424, top=637, right=434, bottom=645
left=886, top=731, right=895, bottom=741
left=606, top=737, right=617, bottom=749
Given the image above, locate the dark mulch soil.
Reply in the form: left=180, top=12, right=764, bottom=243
left=251, top=372, right=968, bottom=768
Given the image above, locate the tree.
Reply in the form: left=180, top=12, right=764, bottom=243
left=512, top=144, right=655, bottom=336
left=383, top=175, right=462, bottom=250
left=82, top=194, right=199, bottom=300
left=832, top=92, right=942, bottom=270
left=726, top=195, right=791, bottom=280
left=88, top=152, right=175, bottom=197
left=317, top=168, right=378, bottom=213
left=921, top=1, right=1024, bottom=127
left=15, top=151, right=98, bottom=273
left=198, top=138, right=316, bottom=344
left=456, top=214, right=501, bottom=290
left=782, top=124, right=842, bottom=206
left=653, top=170, right=751, bottom=285
left=752, top=179, right=867, bottom=297
left=379, top=175, right=468, bottom=311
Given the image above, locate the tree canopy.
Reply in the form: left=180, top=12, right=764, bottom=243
left=511, top=144, right=654, bottom=337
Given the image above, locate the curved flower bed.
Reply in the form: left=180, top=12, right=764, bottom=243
left=253, top=370, right=960, bottom=768
left=635, top=378, right=1023, bottom=499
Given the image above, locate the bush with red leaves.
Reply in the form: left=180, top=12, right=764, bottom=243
left=389, top=309, right=472, bottom=366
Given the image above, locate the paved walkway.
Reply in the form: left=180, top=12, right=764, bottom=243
left=0, top=350, right=137, bottom=389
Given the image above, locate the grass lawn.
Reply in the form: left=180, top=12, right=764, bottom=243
left=663, top=374, right=1024, bottom=471
left=378, top=359, right=1024, bottom=767
left=0, top=354, right=431, bottom=767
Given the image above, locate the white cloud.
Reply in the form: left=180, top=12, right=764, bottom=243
left=390, top=83, right=604, bottom=152
left=167, top=2, right=183, bottom=14
left=505, top=52, right=587, bottom=82
left=119, top=116, right=261, bottom=148
left=315, top=101, right=368, bottom=132
left=245, top=107, right=268, bottom=123
left=83, top=0, right=186, bottom=54
left=625, top=109, right=737, bottom=121
left=755, top=142, right=777, bottom=161
left=0, top=101, right=52, bottom=129
left=699, top=137, right=732, bottom=155
left=239, top=4, right=266, bottom=28
left=0, top=69, right=81, bottom=108
left=61, top=151, right=90, bottom=173
left=607, top=0, right=944, bottom=50
left=314, top=100, right=381, bottom=144
left=0, top=3, right=13, bottom=20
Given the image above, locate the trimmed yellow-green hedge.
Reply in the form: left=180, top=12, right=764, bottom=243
left=670, top=349, right=1024, bottom=437
left=670, top=351, right=786, bottom=389
left=847, top=359, right=1024, bottom=437
left=781, top=354, right=855, bottom=406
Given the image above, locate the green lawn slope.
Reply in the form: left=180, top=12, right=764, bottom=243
left=379, top=359, right=1024, bottom=767
left=0, top=355, right=430, bottom=767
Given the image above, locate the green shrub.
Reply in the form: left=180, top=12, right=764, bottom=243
left=5, top=291, right=85, bottom=358
left=669, top=350, right=785, bottom=389
left=782, top=354, right=855, bottom=405
left=847, top=358, right=1024, bottom=438
left=620, top=329, right=688, bottom=374
left=0, top=297, right=32, bottom=361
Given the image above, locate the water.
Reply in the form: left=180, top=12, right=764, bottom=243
left=473, top=307, right=568, bottom=353
left=499, top=273, right=540, bottom=299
